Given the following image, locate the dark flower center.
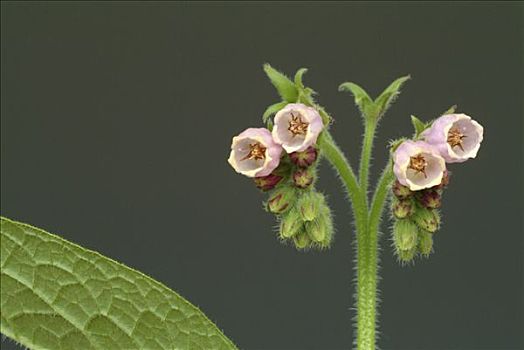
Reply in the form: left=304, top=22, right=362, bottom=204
left=447, top=127, right=467, bottom=151
left=288, top=112, right=309, bottom=136
left=241, top=142, right=266, bottom=161
left=408, top=154, right=428, bottom=178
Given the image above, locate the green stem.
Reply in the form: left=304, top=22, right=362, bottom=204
left=359, top=120, right=377, bottom=199
left=320, top=131, right=377, bottom=350
left=319, top=132, right=366, bottom=234
left=369, top=164, right=394, bottom=238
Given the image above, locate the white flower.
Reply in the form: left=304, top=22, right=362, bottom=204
left=228, top=127, right=283, bottom=178
left=272, top=103, right=324, bottom=153
left=393, top=140, right=446, bottom=191
left=422, top=113, right=484, bottom=163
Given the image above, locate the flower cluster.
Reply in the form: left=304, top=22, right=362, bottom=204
left=391, top=113, right=484, bottom=262
left=228, top=103, right=333, bottom=250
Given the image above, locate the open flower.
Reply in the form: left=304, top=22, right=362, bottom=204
left=422, top=113, right=484, bottom=163
left=393, top=140, right=446, bottom=191
left=272, top=103, right=324, bottom=153
left=228, top=128, right=283, bottom=177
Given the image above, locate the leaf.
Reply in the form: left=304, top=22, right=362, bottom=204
left=263, top=63, right=298, bottom=102
left=338, top=82, right=374, bottom=117
left=262, top=101, right=288, bottom=129
left=374, top=75, right=411, bottom=119
left=0, top=217, right=237, bottom=350
left=294, top=68, right=308, bottom=89
left=410, top=115, right=427, bottom=137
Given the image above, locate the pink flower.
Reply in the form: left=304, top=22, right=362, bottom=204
left=272, top=103, right=324, bottom=153
left=228, top=128, right=283, bottom=178
left=422, top=114, right=484, bottom=163
left=393, top=140, right=446, bottom=191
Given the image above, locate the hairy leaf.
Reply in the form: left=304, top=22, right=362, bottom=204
left=262, top=101, right=288, bottom=129
left=410, top=115, right=427, bottom=137
left=374, top=75, right=411, bottom=119
left=0, top=217, right=237, bottom=350
left=338, top=82, right=374, bottom=117
left=263, top=63, right=298, bottom=102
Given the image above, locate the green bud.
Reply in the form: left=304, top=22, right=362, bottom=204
left=306, top=219, right=325, bottom=242
left=418, top=229, right=434, bottom=257
left=397, top=246, right=417, bottom=263
left=393, top=219, right=419, bottom=251
left=306, top=207, right=334, bottom=248
left=413, top=207, right=440, bottom=233
left=292, top=168, right=315, bottom=189
left=279, top=208, right=303, bottom=239
left=391, top=198, right=414, bottom=219
left=267, top=186, right=296, bottom=214
left=293, top=232, right=311, bottom=250
left=296, top=191, right=324, bottom=221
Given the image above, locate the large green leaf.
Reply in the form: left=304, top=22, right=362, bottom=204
left=0, top=217, right=237, bottom=350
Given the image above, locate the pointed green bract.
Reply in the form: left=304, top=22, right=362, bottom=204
left=338, top=82, right=374, bottom=117
left=0, top=217, right=237, bottom=350
left=294, top=68, right=308, bottom=89
left=410, top=115, right=427, bottom=137
left=263, top=63, right=298, bottom=102
left=374, top=75, right=410, bottom=119
left=262, top=101, right=289, bottom=129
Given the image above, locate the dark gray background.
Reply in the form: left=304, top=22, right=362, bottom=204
left=1, top=2, right=523, bottom=350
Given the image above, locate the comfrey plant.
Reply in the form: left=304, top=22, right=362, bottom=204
left=228, top=64, right=484, bottom=348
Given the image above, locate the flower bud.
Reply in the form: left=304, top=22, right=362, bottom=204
left=289, top=146, right=318, bottom=168
left=393, top=219, right=419, bottom=251
left=417, top=190, right=441, bottom=209
left=392, top=180, right=412, bottom=199
left=254, top=173, right=283, bottom=191
left=392, top=198, right=415, bottom=219
left=293, top=168, right=314, bottom=189
left=397, top=246, right=417, bottom=263
left=306, top=207, right=334, bottom=248
left=279, top=208, right=303, bottom=239
left=413, top=207, right=440, bottom=233
left=296, top=191, right=324, bottom=221
left=293, top=232, right=311, bottom=250
left=267, top=186, right=296, bottom=214
left=418, top=230, right=433, bottom=257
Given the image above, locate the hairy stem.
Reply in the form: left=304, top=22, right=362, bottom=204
left=319, top=131, right=366, bottom=233
left=359, top=120, right=377, bottom=200
left=320, top=130, right=379, bottom=349
left=369, top=163, right=394, bottom=237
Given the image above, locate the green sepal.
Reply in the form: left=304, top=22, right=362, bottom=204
left=442, top=104, right=457, bottom=115
left=393, top=218, right=419, bottom=251
left=374, top=75, right=410, bottom=119
left=263, top=63, right=298, bottom=102
left=262, top=101, right=288, bottom=129
left=279, top=208, right=304, bottom=239
left=412, top=207, right=440, bottom=233
left=388, top=137, right=407, bottom=154
left=418, top=229, right=434, bottom=257
left=293, top=232, right=311, bottom=250
left=397, top=246, right=417, bottom=263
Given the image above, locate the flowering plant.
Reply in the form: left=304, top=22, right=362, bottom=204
left=228, top=64, right=484, bottom=349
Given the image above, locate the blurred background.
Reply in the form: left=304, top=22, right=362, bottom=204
left=1, top=2, right=522, bottom=349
